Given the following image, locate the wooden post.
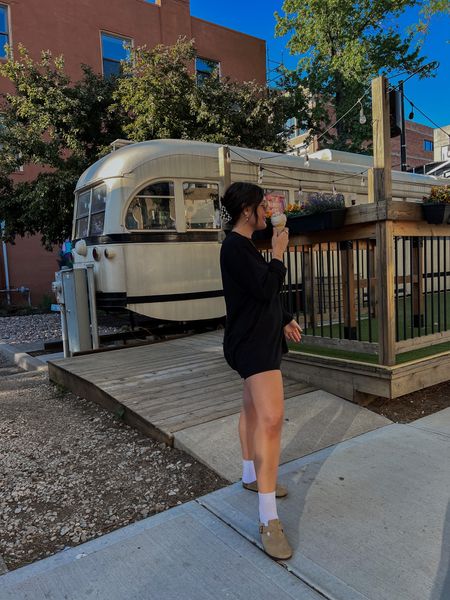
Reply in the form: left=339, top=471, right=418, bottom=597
left=340, top=241, right=357, bottom=339
left=218, top=146, right=231, bottom=191
left=372, top=76, right=392, bottom=203
left=367, top=168, right=375, bottom=203
left=372, top=76, right=395, bottom=366
left=376, top=221, right=396, bottom=365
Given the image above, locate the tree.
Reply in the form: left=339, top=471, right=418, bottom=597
left=115, top=38, right=306, bottom=152
left=0, top=39, right=306, bottom=247
left=413, top=0, right=450, bottom=37
left=0, top=45, right=123, bottom=248
left=275, top=0, right=435, bottom=153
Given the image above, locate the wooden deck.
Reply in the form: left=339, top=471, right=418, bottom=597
left=48, top=331, right=315, bottom=445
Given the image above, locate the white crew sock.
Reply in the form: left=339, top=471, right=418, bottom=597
left=258, top=491, right=278, bottom=526
left=242, top=459, right=257, bottom=483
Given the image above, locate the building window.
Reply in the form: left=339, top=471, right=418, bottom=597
left=423, top=139, right=434, bottom=152
left=0, top=4, right=9, bottom=59
left=195, top=57, right=220, bottom=85
left=75, top=184, right=107, bottom=238
left=184, top=182, right=220, bottom=229
left=126, top=181, right=175, bottom=231
left=101, top=32, right=132, bottom=77
left=285, top=117, right=308, bottom=140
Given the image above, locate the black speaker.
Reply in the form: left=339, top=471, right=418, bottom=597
left=389, top=90, right=402, bottom=138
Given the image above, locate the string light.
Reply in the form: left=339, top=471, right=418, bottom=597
left=304, top=152, right=310, bottom=168
left=408, top=101, right=415, bottom=120
left=258, top=164, right=264, bottom=185
left=332, top=184, right=337, bottom=195
left=297, top=183, right=304, bottom=204
left=360, top=175, right=365, bottom=186
left=358, top=101, right=367, bottom=125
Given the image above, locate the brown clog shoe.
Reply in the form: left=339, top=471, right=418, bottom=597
left=242, top=480, right=288, bottom=498
left=259, top=519, right=293, bottom=560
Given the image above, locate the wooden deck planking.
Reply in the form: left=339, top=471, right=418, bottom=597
left=48, top=331, right=315, bottom=444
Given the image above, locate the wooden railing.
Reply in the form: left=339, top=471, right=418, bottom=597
left=258, top=200, right=450, bottom=366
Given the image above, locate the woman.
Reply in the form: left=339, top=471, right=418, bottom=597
left=219, top=182, right=302, bottom=560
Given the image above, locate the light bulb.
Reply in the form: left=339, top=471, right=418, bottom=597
left=258, top=166, right=263, bottom=185
left=359, top=105, right=367, bottom=125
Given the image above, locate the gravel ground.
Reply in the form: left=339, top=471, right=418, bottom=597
left=1, top=313, right=450, bottom=574
left=0, top=353, right=229, bottom=573
left=0, top=313, right=120, bottom=345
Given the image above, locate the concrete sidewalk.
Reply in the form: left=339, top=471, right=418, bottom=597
left=2, top=408, right=450, bottom=600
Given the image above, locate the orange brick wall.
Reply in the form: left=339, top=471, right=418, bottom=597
left=0, top=0, right=266, bottom=304
left=391, top=121, right=434, bottom=170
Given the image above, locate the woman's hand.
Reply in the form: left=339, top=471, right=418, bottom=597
left=272, top=227, right=289, bottom=261
left=284, top=319, right=302, bottom=343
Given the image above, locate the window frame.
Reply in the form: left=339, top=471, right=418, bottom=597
left=100, top=31, right=133, bottom=78
left=0, top=3, right=10, bottom=61
left=74, top=183, right=107, bottom=239
left=183, top=180, right=221, bottom=231
left=125, top=180, right=176, bottom=232
left=195, top=56, right=220, bottom=84
left=423, top=139, right=434, bottom=152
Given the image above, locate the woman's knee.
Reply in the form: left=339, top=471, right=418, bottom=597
left=258, top=410, right=284, bottom=436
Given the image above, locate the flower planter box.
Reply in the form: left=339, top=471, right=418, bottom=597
left=422, top=203, right=450, bottom=225
left=287, top=208, right=346, bottom=234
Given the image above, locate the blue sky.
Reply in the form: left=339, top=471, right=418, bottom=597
left=191, top=0, right=450, bottom=130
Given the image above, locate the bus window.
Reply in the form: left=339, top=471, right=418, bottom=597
left=125, top=181, right=175, bottom=230
left=89, top=185, right=107, bottom=235
left=75, top=190, right=90, bottom=238
left=75, top=184, right=107, bottom=238
left=183, top=182, right=220, bottom=229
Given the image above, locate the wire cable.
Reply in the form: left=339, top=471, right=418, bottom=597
left=403, top=93, right=450, bottom=139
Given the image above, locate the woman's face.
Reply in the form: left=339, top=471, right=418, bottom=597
left=252, top=199, right=268, bottom=231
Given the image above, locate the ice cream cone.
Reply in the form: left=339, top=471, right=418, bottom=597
left=271, top=213, right=287, bottom=232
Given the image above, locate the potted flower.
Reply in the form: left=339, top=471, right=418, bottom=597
left=422, top=186, right=450, bottom=225
left=285, top=192, right=346, bottom=234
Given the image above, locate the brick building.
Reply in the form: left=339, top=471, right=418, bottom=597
left=0, top=0, right=266, bottom=305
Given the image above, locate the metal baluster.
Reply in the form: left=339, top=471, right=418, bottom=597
left=437, top=236, right=442, bottom=332
left=431, top=237, right=435, bottom=334
left=327, top=242, right=333, bottom=338
left=356, top=240, right=362, bottom=341
left=366, top=239, right=372, bottom=343
left=337, top=242, right=343, bottom=339
left=394, top=237, right=399, bottom=342
left=424, top=237, right=428, bottom=335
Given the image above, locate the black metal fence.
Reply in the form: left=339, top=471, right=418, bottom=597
left=264, top=235, right=450, bottom=346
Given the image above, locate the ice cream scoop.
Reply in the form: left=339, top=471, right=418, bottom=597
left=271, top=213, right=287, bottom=231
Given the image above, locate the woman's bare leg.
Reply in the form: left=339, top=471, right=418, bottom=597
left=239, top=379, right=256, bottom=461
left=245, top=370, right=284, bottom=493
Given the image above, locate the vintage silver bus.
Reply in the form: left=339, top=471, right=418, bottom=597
left=71, top=139, right=446, bottom=323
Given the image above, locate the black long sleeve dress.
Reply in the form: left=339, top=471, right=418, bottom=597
left=220, top=231, right=293, bottom=380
